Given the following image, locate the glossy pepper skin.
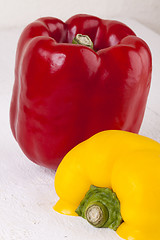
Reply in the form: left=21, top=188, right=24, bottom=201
left=54, top=130, right=160, bottom=240
left=10, top=14, right=152, bottom=169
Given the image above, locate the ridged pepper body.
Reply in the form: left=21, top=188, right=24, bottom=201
left=10, top=14, right=152, bottom=169
left=54, top=130, right=160, bottom=240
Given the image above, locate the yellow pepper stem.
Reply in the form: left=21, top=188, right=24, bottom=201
left=85, top=202, right=109, bottom=227
left=76, top=185, right=123, bottom=230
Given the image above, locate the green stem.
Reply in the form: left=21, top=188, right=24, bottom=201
left=75, top=185, right=123, bottom=230
left=85, top=202, right=109, bottom=228
left=72, top=34, right=94, bottom=50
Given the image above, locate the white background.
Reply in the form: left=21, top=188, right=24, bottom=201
left=0, top=0, right=160, bottom=34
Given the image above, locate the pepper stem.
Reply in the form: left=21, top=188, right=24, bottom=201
left=75, top=185, right=123, bottom=230
left=72, top=34, right=94, bottom=50
left=85, top=202, right=109, bottom=228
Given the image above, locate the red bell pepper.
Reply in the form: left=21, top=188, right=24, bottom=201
left=10, top=14, right=152, bottom=169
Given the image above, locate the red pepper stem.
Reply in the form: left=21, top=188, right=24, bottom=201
left=72, top=34, right=94, bottom=50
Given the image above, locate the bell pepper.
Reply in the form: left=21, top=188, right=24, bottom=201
left=53, top=130, right=160, bottom=240
left=10, top=14, right=152, bottom=169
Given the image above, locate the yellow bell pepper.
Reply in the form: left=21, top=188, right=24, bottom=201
left=53, top=130, right=160, bottom=240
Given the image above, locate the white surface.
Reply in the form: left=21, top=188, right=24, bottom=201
left=0, top=19, right=160, bottom=240
left=0, top=0, right=160, bottom=34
